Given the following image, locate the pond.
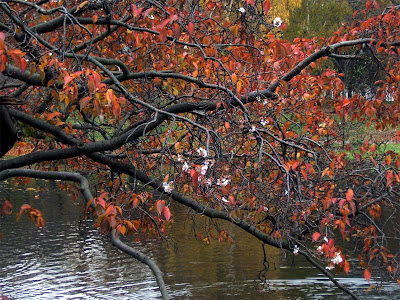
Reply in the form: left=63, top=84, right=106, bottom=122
left=0, top=179, right=398, bottom=299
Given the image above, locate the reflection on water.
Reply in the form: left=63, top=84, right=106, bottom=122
left=0, top=179, right=398, bottom=299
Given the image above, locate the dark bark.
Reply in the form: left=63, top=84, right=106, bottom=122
left=0, top=106, right=17, bottom=157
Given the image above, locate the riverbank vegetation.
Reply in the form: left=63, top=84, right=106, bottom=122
left=0, top=1, right=399, bottom=299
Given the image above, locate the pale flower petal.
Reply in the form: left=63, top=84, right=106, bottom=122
left=273, top=17, right=283, bottom=27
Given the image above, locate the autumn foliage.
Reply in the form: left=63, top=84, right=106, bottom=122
left=0, top=0, right=400, bottom=298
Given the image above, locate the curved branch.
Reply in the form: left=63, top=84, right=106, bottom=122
left=0, top=168, right=170, bottom=300
left=299, top=249, right=359, bottom=300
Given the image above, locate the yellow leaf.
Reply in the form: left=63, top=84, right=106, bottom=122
left=75, top=1, right=88, bottom=13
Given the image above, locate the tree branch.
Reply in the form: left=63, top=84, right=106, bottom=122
left=0, top=168, right=170, bottom=300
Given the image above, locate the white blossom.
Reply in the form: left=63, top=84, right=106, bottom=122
left=317, top=246, right=323, bottom=253
left=182, top=161, right=190, bottom=172
left=325, top=265, right=335, bottom=271
left=293, top=245, right=299, bottom=255
left=273, top=17, right=283, bottom=27
left=163, top=181, right=174, bottom=193
left=238, top=7, right=246, bottom=13
left=331, top=252, right=343, bottom=265
left=183, top=45, right=188, bottom=50
left=217, top=178, right=230, bottom=187
left=221, top=197, right=229, bottom=203
left=206, top=178, right=213, bottom=186
left=148, top=14, right=155, bottom=20
left=197, top=147, right=208, bottom=157
left=324, top=236, right=329, bottom=243
left=260, top=118, right=269, bottom=126
left=200, top=164, right=208, bottom=175
left=250, top=126, right=256, bottom=132
left=177, top=154, right=182, bottom=162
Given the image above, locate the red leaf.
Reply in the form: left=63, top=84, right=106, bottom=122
left=364, top=269, right=371, bottom=282
left=160, top=18, right=170, bottom=29
left=2, top=200, right=13, bottom=215
left=338, top=199, right=346, bottom=210
left=162, top=206, right=171, bottom=221
left=346, top=189, right=354, bottom=201
left=156, top=200, right=165, bottom=215
left=142, top=8, right=154, bottom=18
left=0, top=54, right=7, bottom=72
left=190, top=169, right=198, bottom=189
left=312, top=232, right=321, bottom=242
left=263, top=0, right=271, bottom=14
left=173, top=23, right=180, bottom=37
left=188, top=22, right=195, bottom=36
left=300, top=169, right=308, bottom=180
left=131, top=4, right=137, bottom=17
left=305, top=163, right=314, bottom=174
left=63, top=75, right=73, bottom=87
left=246, top=0, right=255, bottom=5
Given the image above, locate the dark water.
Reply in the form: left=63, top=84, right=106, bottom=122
left=0, top=179, right=398, bottom=299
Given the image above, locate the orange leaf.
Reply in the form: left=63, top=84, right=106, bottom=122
left=232, top=73, right=237, bottom=83
left=386, top=171, right=394, bottom=187
left=346, top=189, right=354, bottom=201
left=224, top=121, right=230, bottom=130
left=80, top=96, right=91, bottom=109
left=0, top=54, right=7, bottom=72
left=312, top=231, right=320, bottom=242
left=46, top=111, right=62, bottom=120
left=385, top=155, right=391, bottom=166
left=112, top=98, right=121, bottom=119
left=131, top=197, right=139, bottom=208
left=364, top=269, right=371, bottom=282
left=344, top=260, right=350, bottom=274
left=105, top=88, right=114, bottom=103
left=120, top=225, right=126, bottom=235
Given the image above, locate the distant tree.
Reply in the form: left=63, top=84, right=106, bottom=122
left=284, top=0, right=353, bottom=40
left=0, top=1, right=399, bottom=299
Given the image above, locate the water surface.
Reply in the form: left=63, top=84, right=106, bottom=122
left=0, top=179, right=398, bottom=299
